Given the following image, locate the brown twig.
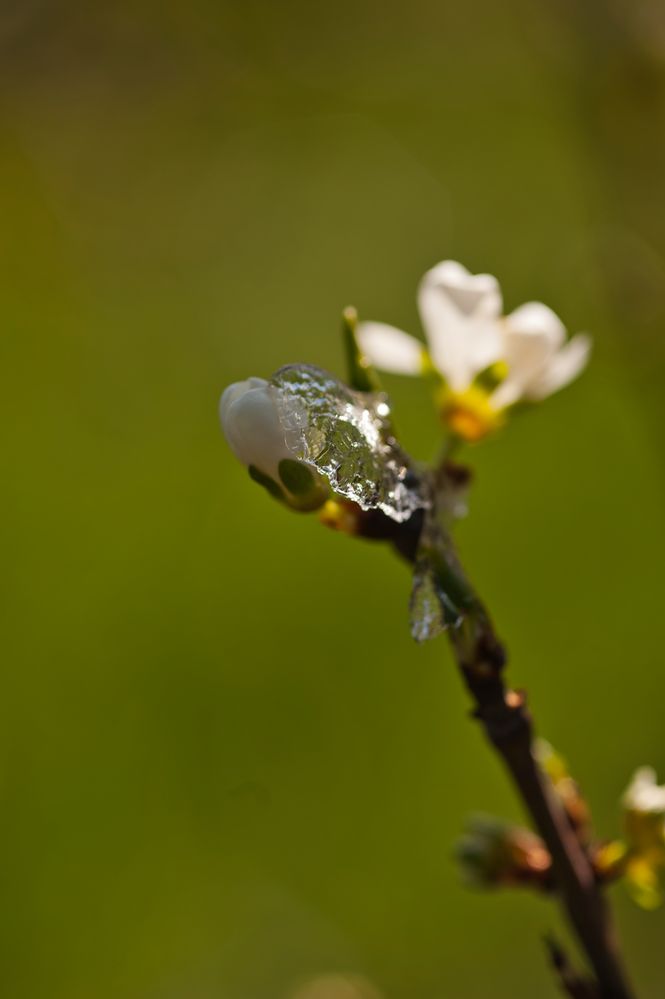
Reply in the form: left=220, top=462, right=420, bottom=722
left=348, top=471, right=635, bottom=995
left=545, top=934, right=601, bottom=998
left=444, top=556, right=635, bottom=997
left=374, top=483, right=636, bottom=998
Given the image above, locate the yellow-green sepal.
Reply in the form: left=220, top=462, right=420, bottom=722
left=341, top=306, right=382, bottom=393
left=278, top=458, right=329, bottom=512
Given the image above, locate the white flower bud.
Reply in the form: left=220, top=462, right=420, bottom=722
left=220, top=377, right=328, bottom=510
left=220, top=377, right=291, bottom=482
left=357, top=260, right=591, bottom=440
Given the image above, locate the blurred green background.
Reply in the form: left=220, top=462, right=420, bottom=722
left=2, top=1, right=665, bottom=996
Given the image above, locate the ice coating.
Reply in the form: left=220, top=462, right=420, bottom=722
left=269, top=363, right=464, bottom=640
left=409, top=556, right=464, bottom=641
left=269, top=364, right=427, bottom=523
left=409, top=560, right=449, bottom=642
left=409, top=499, right=465, bottom=642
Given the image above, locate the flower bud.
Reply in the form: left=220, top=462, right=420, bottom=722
left=456, top=814, right=551, bottom=890
left=220, top=377, right=328, bottom=511
left=619, top=766, right=665, bottom=909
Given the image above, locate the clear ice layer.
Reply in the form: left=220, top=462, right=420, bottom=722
left=409, top=497, right=465, bottom=642
left=409, top=559, right=448, bottom=643
left=270, top=364, right=427, bottom=523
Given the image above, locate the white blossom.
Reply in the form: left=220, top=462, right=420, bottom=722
left=623, top=767, right=665, bottom=817
left=357, top=260, right=591, bottom=438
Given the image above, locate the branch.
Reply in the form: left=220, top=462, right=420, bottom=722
left=375, top=487, right=636, bottom=998
left=544, top=935, right=601, bottom=998
left=444, top=560, right=635, bottom=998
left=345, top=478, right=635, bottom=995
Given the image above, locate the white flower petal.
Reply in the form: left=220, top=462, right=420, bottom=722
left=356, top=321, right=424, bottom=375
left=490, top=306, right=565, bottom=409
left=417, top=261, right=503, bottom=389
left=524, top=333, right=592, bottom=401
left=623, top=767, right=665, bottom=815
left=505, top=302, right=567, bottom=350
left=219, top=376, right=267, bottom=426
left=488, top=379, right=520, bottom=411
left=421, top=260, right=503, bottom=319
left=491, top=303, right=588, bottom=409
left=220, top=377, right=291, bottom=480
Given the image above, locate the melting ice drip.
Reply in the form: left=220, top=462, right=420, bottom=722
left=270, top=364, right=427, bottom=524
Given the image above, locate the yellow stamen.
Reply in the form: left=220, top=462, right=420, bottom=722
left=318, top=498, right=360, bottom=535
left=440, top=386, right=504, bottom=442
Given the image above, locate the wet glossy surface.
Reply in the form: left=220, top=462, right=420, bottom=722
left=271, top=364, right=427, bottom=524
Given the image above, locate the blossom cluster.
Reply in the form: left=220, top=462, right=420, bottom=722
left=220, top=260, right=591, bottom=507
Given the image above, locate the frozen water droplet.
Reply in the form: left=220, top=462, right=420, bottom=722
left=270, top=364, right=426, bottom=523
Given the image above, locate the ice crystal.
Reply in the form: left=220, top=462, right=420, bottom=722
left=270, top=364, right=426, bottom=523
